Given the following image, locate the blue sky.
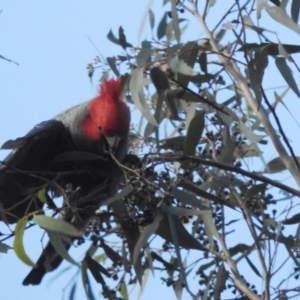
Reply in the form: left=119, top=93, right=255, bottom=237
left=1, top=1, right=300, bottom=299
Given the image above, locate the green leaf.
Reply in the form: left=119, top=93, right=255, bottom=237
left=272, top=91, right=300, bottom=128
left=167, top=88, right=207, bottom=104
left=202, top=203, right=221, bottom=247
left=214, top=264, right=228, bottom=300
left=0, top=242, right=12, bottom=253
left=263, top=156, right=300, bottom=173
left=107, top=29, right=121, bottom=45
left=107, top=184, right=133, bottom=205
left=245, top=183, right=267, bottom=198
left=107, top=28, right=132, bottom=48
left=245, top=256, right=262, bottom=278
left=214, top=29, right=226, bottom=43
left=144, top=94, right=165, bottom=138
left=14, top=217, right=35, bottom=267
left=238, top=43, right=300, bottom=55
left=169, top=186, right=208, bottom=210
left=150, top=67, right=170, bottom=92
left=178, top=181, right=234, bottom=209
left=47, top=230, right=79, bottom=265
left=149, top=9, right=155, bottom=30
left=217, top=127, right=235, bottom=164
left=171, top=0, right=180, bottom=43
left=157, top=13, right=168, bottom=40
left=151, top=66, right=179, bottom=120
left=52, top=151, right=107, bottom=163
left=234, top=143, right=262, bottom=158
left=247, top=48, right=269, bottom=107
left=167, top=214, right=184, bottom=300
left=242, top=15, right=265, bottom=34
left=36, top=188, right=48, bottom=204
left=229, top=244, right=251, bottom=256
left=68, top=282, right=77, bottom=300
left=120, top=282, right=129, bottom=300
left=177, top=42, right=200, bottom=87
left=81, top=259, right=96, bottom=300
left=265, top=4, right=300, bottom=34
left=33, top=215, right=81, bottom=237
left=277, top=39, right=293, bottom=62
left=168, top=56, right=197, bottom=76
left=119, top=220, right=143, bottom=284
left=199, top=51, right=207, bottom=73
left=102, top=242, right=123, bottom=265
left=184, top=111, right=205, bottom=155
left=239, top=120, right=265, bottom=143
left=160, top=136, right=185, bottom=151
left=133, top=211, right=163, bottom=265
left=118, top=26, right=129, bottom=49
left=129, top=68, right=158, bottom=126
left=156, top=213, right=206, bottom=251
left=93, top=253, right=107, bottom=263
left=166, top=44, right=183, bottom=60
left=291, top=0, right=300, bottom=23
left=85, top=253, right=108, bottom=284
left=106, top=57, right=120, bottom=76
left=282, top=213, right=300, bottom=225
left=275, top=57, right=300, bottom=97
left=136, top=49, right=152, bottom=67
left=161, top=204, right=208, bottom=216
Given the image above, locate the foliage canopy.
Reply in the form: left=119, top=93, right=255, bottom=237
left=3, top=1, right=300, bottom=299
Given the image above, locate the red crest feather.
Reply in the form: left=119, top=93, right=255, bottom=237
left=82, top=78, right=130, bottom=141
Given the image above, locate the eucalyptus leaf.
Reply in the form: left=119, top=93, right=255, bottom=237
left=263, top=156, right=300, bottom=173
left=184, top=112, right=205, bottom=155
left=214, top=264, right=228, bottom=300
left=157, top=12, right=168, bottom=40
left=106, top=57, right=120, bottom=76
left=171, top=0, right=181, bottom=43
left=265, top=4, right=300, bottom=34
left=275, top=57, right=300, bottom=97
left=14, top=217, right=35, bottom=267
left=133, top=211, right=163, bottom=265
left=33, top=215, right=81, bottom=237
left=129, top=68, right=158, bottom=126
left=47, top=230, right=79, bottom=266
left=149, top=9, right=155, bottom=30
left=291, top=0, right=300, bottom=23
left=168, top=56, right=197, bottom=76
left=0, top=242, right=12, bottom=253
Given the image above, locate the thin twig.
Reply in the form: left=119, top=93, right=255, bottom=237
left=149, top=154, right=300, bottom=197
left=262, top=88, right=300, bottom=172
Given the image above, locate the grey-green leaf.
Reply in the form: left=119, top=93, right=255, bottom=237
left=47, top=230, right=79, bottom=266
left=157, top=13, right=168, bottom=40
left=106, top=57, right=120, bottom=76
left=214, top=264, right=228, bottom=300
left=118, top=26, right=129, bottom=49
left=291, top=0, right=300, bottom=23
left=133, top=211, right=163, bottom=266
left=263, top=156, right=300, bottom=173
left=129, top=68, right=158, bottom=126
left=168, top=56, right=197, bottom=76
left=0, top=242, right=12, bottom=253
left=171, top=0, right=181, bottom=43
left=33, top=215, right=81, bottom=237
left=149, top=9, right=155, bottom=30
left=184, top=111, right=205, bottom=155
left=265, top=4, right=300, bottom=34
left=275, top=57, right=300, bottom=97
